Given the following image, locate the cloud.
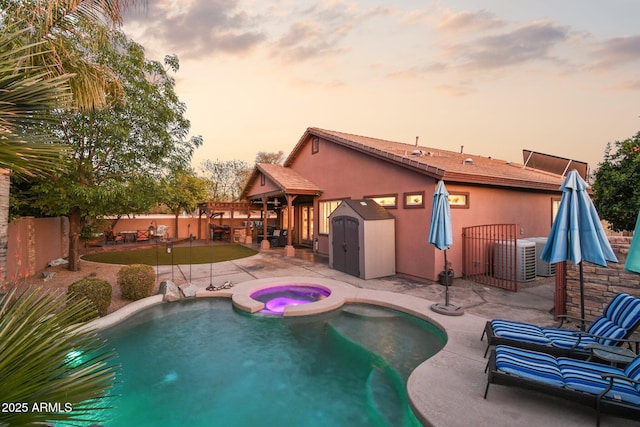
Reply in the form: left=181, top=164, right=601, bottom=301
left=271, top=1, right=392, bottom=62
left=436, top=9, right=506, bottom=33
left=590, top=34, right=640, bottom=70
left=447, top=20, right=570, bottom=70
left=123, top=0, right=266, bottom=59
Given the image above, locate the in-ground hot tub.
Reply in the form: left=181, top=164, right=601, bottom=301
left=250, top=284, right=332, bottom=315
left=231, top=280, right=345, bottom=317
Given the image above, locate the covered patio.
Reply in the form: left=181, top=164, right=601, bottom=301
left=241, top=163, right=322, bottom=256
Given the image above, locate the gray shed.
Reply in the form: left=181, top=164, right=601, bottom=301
left=329, top=199, right=396, bottom=279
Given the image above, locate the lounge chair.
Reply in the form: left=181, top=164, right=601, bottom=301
left=481, top=293, right=640, bottom=358
left=485, top=345, right=640, bottom=426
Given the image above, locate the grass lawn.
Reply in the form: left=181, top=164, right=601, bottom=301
left=82, top=244, right=258, bottom=266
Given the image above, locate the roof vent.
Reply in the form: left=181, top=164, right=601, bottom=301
left=463, top=158, right=474, bottom=165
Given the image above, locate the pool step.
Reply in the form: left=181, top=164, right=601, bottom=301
left=365, top=368, right=413, bottom=427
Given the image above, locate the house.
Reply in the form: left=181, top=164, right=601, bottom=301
left=242, top=127, right=583, bottom=283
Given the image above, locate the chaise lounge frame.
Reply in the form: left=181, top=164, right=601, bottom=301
left=481, top=292, right=640, bottom=358
left=485, top=346, right=640, bottom=427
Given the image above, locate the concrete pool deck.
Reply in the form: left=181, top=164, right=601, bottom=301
left=94, top=248, right=638, bottom=427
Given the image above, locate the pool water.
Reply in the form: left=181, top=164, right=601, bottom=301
left=93, top=299, right=445, bottom=426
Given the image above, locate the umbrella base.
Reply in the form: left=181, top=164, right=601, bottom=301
left=431, top=303, right=464, bottom=316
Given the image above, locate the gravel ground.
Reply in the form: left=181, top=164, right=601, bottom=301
left=15, top=259, right=142, bottom=314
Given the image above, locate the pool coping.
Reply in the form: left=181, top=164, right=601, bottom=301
left=84, top=276, right=450, bottom=425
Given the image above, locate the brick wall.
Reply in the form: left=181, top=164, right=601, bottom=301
left=565, top=236, right=640, bottom=319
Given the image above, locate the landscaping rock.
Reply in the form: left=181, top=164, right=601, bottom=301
left=179, top=282, right=198, bottom=298
left=42, top=271, right=56, bottom=281
left=159, top=280, right=181, bottom=302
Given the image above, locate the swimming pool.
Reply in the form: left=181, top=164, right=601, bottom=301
left=93, top=298, right=446, bottom=426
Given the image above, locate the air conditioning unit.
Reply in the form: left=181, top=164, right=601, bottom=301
left=523, top=237, right=556, bottom=277
left=493, top=240, right=536, bottom=282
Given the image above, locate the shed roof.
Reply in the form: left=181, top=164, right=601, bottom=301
left=286, top=127, right=572, bottom=192
left=334, top=199, right=395, bottom=221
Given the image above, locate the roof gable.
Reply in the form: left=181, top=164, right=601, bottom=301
left=241, top=163, right=322, bottom=200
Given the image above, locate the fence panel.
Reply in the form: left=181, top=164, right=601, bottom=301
left=462, top=224, right=518, bottom=291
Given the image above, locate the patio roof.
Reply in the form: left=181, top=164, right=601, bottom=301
left=242, top=163, right=323, bottom=201
left=285, top=128, right=572, bottom=192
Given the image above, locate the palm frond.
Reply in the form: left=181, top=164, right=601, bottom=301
left=0, top=26, right=72, bottom=177
left=0, top=288, right=118, bottom=426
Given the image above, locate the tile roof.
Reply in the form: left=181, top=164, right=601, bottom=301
left=287, top=127, right=568, bottom=192
left=256, top=163, right=322, bottom=195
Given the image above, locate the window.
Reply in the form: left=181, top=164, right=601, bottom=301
left=551, top=197, right=561, bottom=224
left=448, top=193, right=469, bottom=209
left=365, top=194, right=397, bottom=209
left=260, top=174, right=265, bottom=186
left=404, top=191, right=424, bottom=208
left=319, top=199, right=342, bottom=234
left=312, top=137, right=319, bottom=154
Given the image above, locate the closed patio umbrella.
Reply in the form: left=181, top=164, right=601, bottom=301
left=429, top=180, right=463, bottom=316
left=540, top=169, right=617, bottom=327
left=625, top=212, right=640, bottom=274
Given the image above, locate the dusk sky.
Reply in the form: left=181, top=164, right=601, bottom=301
left=123, top=1, right=640, bottom=174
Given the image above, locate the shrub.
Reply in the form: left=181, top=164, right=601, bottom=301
left=118, top=264, right=156, bottom=301
left=67, top=277, right=112, bottom=319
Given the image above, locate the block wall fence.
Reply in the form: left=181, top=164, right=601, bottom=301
left=565, top=236, right=640, bottom=319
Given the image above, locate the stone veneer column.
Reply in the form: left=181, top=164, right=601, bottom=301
left=564, top=236, right=640, bottom=320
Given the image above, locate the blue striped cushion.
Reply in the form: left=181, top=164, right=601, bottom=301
left=586, top=318, right=628, bottom=345
left=541, top=328, right=599, bottom=351
left=558, top=358, right=640, bottom=405
left=602, top=293, right=640, bottom=331
left=624, top=356, right=640, bottom=388
left=490, top=320, right=551, bottom=345
left=495, top=345, right=564, bottom=387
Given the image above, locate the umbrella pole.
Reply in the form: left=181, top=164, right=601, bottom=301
left=431, top=249, right=463, bottom=316
left=444, top=250, right=449, bottom=306
left=579, top=262, right=585, bottom=331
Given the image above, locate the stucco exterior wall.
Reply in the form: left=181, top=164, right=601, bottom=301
left=289, top=135, right=560, bottom=282
left=6, top=216, right=68, bottom=282
left=109, top=217, right=206, bottom=240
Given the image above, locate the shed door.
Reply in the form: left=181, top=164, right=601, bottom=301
left=332, top=216, right=360, bottom=277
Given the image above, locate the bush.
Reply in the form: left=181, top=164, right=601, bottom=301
left=67, top=277, right=112, bottom=319
left=118, top=264, right=156, bottom=301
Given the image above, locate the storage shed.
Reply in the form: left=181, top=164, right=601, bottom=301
left=328, top=199, right=395, bottom=279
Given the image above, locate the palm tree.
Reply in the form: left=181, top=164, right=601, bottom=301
left=0, top=27, right=72, bottom=177
left=2, top=0, right=140, bottom=111
left=0, top=288, right=118, bottom=426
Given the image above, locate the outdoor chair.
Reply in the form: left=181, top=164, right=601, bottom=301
left=104, top=230, right=123, bottom=244
left=481, top=293, right=640, bottom=358
left=485, top=345, right=640, bottom=426
left=136, top=230, right=149, bottom=242
left=155, top=225, right=169, bottom=240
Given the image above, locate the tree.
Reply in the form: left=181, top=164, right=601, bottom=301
left=159, top=170, right=208, bottom=237
left=255, top=150, right=285, bottom=165
left=1, top=0, right=139, bottom=110
left=13, top=32, right=202, bottom=271
left=200, top=159, right=250, bottom=201
left=592, top=131, right=640, bottom=232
